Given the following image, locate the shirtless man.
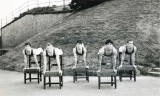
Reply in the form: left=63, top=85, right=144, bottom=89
left=73, top=40, right=89, bottom=69
left=97, top=39, right=117, bottom=72
left=43, top=43, right=63, bottom=75
left=118, top=40, right=137, bottom=68
left=22, top=42, right=43, bottom=70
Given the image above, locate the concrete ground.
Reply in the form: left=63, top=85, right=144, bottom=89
left=0, top=70, right=159, bottom=96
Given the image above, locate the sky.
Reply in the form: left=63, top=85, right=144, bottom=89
left=0, top=0, right=71, bottom=28
left=0, top=0, right=28, bottom=20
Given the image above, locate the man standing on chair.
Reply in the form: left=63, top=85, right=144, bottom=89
left=97, top=39, right=117, bottom=73
left=22, top=42, right=43, bottom=70
left=118, top=40, right=137, bottom=68
left=43, top=43, right=63, bottom=75
left=73, top=40, right=89, bottom=69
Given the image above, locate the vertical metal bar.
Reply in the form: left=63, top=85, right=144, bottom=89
left=19, top=6, right=21, bottom=15
left=63, top=0, right=65, bottom=9
left=0, top=20, right=2, bottom=49
left=6, top=17, right=7, bottom=24
left=12, top=11, right=14, bottom=20
left=49, top=0, right=50, bottom=7
left=37, top=0, right=39, bottom=7
left=28, top=0, right=29, bottom=12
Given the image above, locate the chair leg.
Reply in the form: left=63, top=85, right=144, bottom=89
left=24, top=73, right=26, bottom=84
left=29, top=73, right=31, bottom=82
left=134, top=70, right=136, bottom=82
left=75, top=71, right=77, bottom=81
left=59, top=76, right=61, bottom=89
left=119, top=72, right=121, bottom=81
left=87, top=70, right=89, bottom=82
left=130, top=71, right=132, bottom=80
left=87, top=74, right=89, bottom=82
left=61, top=76, right=63, bottom=86
left=86, top=70, right=89, bottom=82
left=120, top=71, right=122, bottom=82
left=86, top=70, right=87, bottom=81
left=40, top=72, right=42, bottom=81
left=111, top=76, right=113, bottom=86
left=73, top=71, right=75, bottom=83
left=114, top=76, right=117, bottom=89
left=49, top=77, right=51, bottom=87
left=98, top=76, right=101, bottom=89
left=38, top=73, right=40, bottom=84
left=43, top=76, right=46, bottom=89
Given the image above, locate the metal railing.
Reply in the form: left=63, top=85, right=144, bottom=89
left=0, top=0, right=71, bottom=29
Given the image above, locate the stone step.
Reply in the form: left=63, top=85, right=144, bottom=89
left=152, top=68, right=160, bottom=72
left=148, top=72, right=160, bottom=77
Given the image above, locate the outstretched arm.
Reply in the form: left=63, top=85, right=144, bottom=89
left=131, top=47, right=137, bottom=67
left=98, top=54, right=103, bottom=72
left=83, top=47, right=87, bottom=67
left=22, top=50, right=27, bottom=68
left=43, top=51, right=47, bottom=73
left=33, top=54, right=40, bottom=69
left=112, top=49, right=117, bottom=71
left=56, top=55, right=62, bottom=75
left=73, top=48, right=78, bottom=68
left=119, top=47, right=125, bottom=67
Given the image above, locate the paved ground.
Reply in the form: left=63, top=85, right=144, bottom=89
left=0, top=70, right=159, bottom=96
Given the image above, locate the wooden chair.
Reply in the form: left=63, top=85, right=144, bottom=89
left=43, top=55, right=63, bottom=89
left=97, top=63, right=117, bottom=89
left=73, top=65, right=89, bottom=83
left=118, top=54, right=136, bottom=82
left=97, top=55, right=117, bottom=89
left=24, top=54, right=42, bottom=84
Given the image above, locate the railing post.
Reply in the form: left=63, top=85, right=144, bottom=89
left=12, top=11, right=14, bottom=20
left=28, top=0, right=29, bottom=12
left=1, top=19, right=2, bottom=49
left=37, top=0, right=39, bottom=7
left=63, top=0, right=65, bottom=9
left=49, top=0, right=50, bottom=7
left=6, top=17, right=7, bottom=25
left=19, top=6, right=21, bottom=15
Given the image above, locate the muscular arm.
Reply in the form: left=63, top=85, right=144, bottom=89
left=73, top=48, right=78, bottom=68
left=98, top=47, right=104, bottom=71
left=22, top=50, right=27, bottom=68
left=119, top=46, right=125, bottom=67
left=131, top=47, right=137, bottom=66
left=56, top=55, right=62, bottom=74
left=43, top=51, right=47, bottom=73
left=120, top=52, right=125, bottom=66
left=83, top=47, right=87, bottom=67
left=98, top=54, right=103, bottom=71
left=33, top=54, right=40, bottom=69
left=112, top=49, right=117, bottom=70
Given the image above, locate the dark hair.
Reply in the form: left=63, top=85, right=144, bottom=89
left=105, top=39, right=113, bottom=45
left=76, top=40, right=82, bottom=44
left=127, top=40, right=134, bottom=43
left=25, top=42, right=31, bottom=47
left=46, top=43, right=52, bottom=46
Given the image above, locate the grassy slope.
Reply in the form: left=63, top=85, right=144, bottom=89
left=0, top=0, right=159, bottom=74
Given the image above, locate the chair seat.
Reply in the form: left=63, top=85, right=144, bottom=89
left=24, top=68, right=40, bottom=73
left=44, top=71, right=62, bottom=77
left=73, top=66, right=88, bottom=72
left=118, top=65, right=136, bottom=71
left=97, top=69, right=117, bottom=77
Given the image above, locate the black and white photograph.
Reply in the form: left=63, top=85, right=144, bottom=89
left=0, top=0, right=160, bottom=96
